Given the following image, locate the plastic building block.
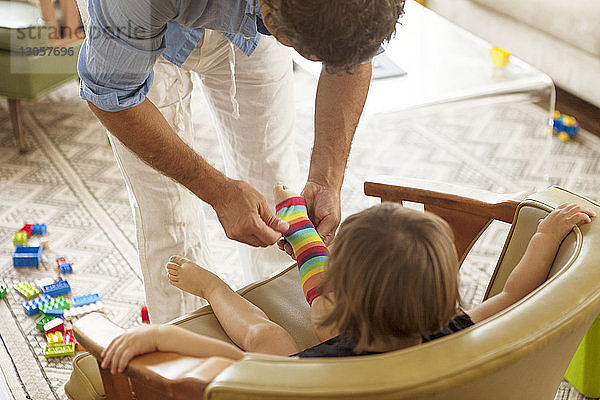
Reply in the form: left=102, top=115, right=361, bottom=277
left=44, top=318, right=64, bottom=334
left=23, top=294, right=52, bottom=316
left=41, top=280, right=71, bottom=297
left=489, top=47, right=510, bottom=67
left=43, top=308, right=65, bottom=319
left=44, top=343, right=75, bottom=358
left=12, top=232, right=27, bottom=246
left=56, top=257, right=73, bottom=274
left=553, top=111, right=579, bottom=141
left=19, top=224, right=32, bottom=237
left=12, top=246, right=43, bottom=267
left=64, top=328, right=78, bottom=347
left=14, top=282, right=39, bottom=300
left=46, top=331, right=64, bottom=345
left=36, top=315, right=55, bottom=331
left=31, top=224, right=47, bottom=235
left=141, top=305, right=150, bottom=323
left=40, top=296, right=70, bottom=313
left=64, top=301, right=105, bottom=320
left=0, top=285, right=7, bottom=299
left=73, top=293, right=100, bottom=307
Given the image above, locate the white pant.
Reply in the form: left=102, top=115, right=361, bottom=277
left=110, top=31, right=300, bottom=323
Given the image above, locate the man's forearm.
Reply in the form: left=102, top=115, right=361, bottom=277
left=310, top=62, right=372, bottom=189
left=88, top=99, right=228, bottom=206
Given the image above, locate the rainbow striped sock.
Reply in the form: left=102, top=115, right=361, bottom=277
left=276, top=196, right=329, bottom=306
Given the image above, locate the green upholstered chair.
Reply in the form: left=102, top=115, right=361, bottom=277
left=65, top=180, right=600, bottom=400
left=0, top=0, right=82, bottom=152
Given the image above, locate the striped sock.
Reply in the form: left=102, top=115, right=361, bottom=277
left=276, top=196, right=329, bottom=306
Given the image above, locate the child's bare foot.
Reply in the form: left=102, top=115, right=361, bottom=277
left=166, top=256, right=223, bottom=299
left=273, top=183, right=300, bottom=205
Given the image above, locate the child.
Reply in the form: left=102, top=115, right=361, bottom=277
left=100, top=184, right=595, bottom=374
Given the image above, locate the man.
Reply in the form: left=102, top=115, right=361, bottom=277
left=77, top=0, right=405, bottom=323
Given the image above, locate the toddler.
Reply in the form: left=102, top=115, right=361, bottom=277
left=101, top=184, right=594, bottom=373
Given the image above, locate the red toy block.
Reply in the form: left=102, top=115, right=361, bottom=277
left=141, top=305, right=150, bottom=323
left=43, top=318, right=64, bottom=335
left=64, top=328, right=81, bottom=351
left=19, top=224, right=33, bottom=238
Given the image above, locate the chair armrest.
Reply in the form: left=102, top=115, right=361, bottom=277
left=73, top=313, right=234, bottom=400
left=364, top=177, right=523, bottom=264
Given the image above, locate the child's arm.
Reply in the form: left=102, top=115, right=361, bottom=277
left=275, top=190, right=337, bottom=341
left=468, top=203, right=595, bottom=323
left=101, top=325, right=244, bottom=375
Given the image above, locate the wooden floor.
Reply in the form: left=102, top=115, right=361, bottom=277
left=556, top=87, right=600, bottom=138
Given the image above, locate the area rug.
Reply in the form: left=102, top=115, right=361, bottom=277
left=0, top=68, right=599, bottom=399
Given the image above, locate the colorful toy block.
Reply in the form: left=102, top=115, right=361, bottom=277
left=40, top=296, right=70, bottom=313
left=44, top=343, right=74, bottom=358
left=43, top=318, right=64, bottom=335
left=141, top=305, right=150, bottom=323
left=64, top=301, right=104, bottom=320
left=73, top=293, right=100, bottom=307
left=43, top=308, right=65, bottom=319
left=0, top=285, right=7, bottom=299
left=46, top=331, right=64, bottom=345
left=14, top=282, right=39, bottom=300
left=23, top=294, right=52, bottom=316
left=36, top=315, right=55, bottom=331
left=41, top=280, right=70, bottom=297
left=18, top=224, right=32, bottom=237
left=12, top=231, right=27, bottom=246
left=489, top=47, right=510, bottom=67
left=31, top=224, right=47, bottom=235
left=56, top=257, right=73, bottom=274
left=12, top=246, right=43, bottom=267
left=553, top=111, right=579, bottom=141
left=64, top=328, right=77, bottom=345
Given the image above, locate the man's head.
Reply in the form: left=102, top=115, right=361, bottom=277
left=258, top=0, right=406, bottom=73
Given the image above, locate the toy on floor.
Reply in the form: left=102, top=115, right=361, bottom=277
left=553, top=111, right=579, bottom=141
left=141, top=305, right=150, bottom=323
left=64, top=301, right=104, bottom=320
left=36, top=315, right=55, bottom=331
left=44, top=317, right=64, bottom=335
left=13, top=245, right=43, bottom=267
left=73, top=293, right=100, bottom=307
left=46, top=331, right=64, bottom=345
left=56, top=257, right=73, bottom=274
left=14, top=281, right=39, bottom=299
left=41, top=280, right=71, bottom=297
left=12, top=232, right=27, bottom=246
left=23, top=294, right=53, bottom=316
left=0, top=285, right=7, bottom=299
left=489, top=47, right=510, bottom=67
left=44, top=343, right=75, bottom=358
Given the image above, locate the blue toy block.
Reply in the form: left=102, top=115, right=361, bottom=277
left=13, top=246, right=43, bottom=267
left=41, top=280, right=71, bottom=297
left=72, top=293, right=101, bottom=307
left=59, top=262, right=72, bottom=274
left=43, top=308, right=65, bottom=319
left=31, top=224, right=47, bottom=235
left=23, top=294, right=52, bottom=316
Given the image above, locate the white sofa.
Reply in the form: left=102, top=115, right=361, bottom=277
left=427, top=0, right=600, bottom=108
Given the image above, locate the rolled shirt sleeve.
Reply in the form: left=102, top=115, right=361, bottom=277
left=78, top=0, right=175, bottom=111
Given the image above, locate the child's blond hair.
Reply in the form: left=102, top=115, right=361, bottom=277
left=319, top=202, right=462, bottom=348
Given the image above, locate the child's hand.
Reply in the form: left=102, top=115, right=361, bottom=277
left=101, top=325, right=160, bottom=375
left=536, top=203, right=596, bottom=244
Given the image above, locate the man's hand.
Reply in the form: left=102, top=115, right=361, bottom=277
left=277, top=181, right=341, bottom=257
left=214, top=180, right=289, bottom=247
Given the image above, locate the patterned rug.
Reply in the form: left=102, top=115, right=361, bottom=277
left=0, top=67, right=599, bottom=399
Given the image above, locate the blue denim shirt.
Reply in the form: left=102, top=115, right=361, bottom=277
left=78, top=0, right=265, bottom=111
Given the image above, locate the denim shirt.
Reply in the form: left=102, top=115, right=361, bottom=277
left=78, top=0, right=265, bottom=111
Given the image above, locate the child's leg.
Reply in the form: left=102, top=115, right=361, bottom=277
left=167, top=256, right=299, bottom=355
left=274, top=184, right=329, bottom=306
left=274, top=184, right=338, bottom=341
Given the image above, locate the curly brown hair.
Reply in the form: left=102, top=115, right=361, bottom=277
left=261, top=0, right=406, bottom=73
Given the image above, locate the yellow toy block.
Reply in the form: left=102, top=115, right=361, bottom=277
left=489, top=47, right=510, bottom=67
left=46, top=331, right=64, bottom=345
